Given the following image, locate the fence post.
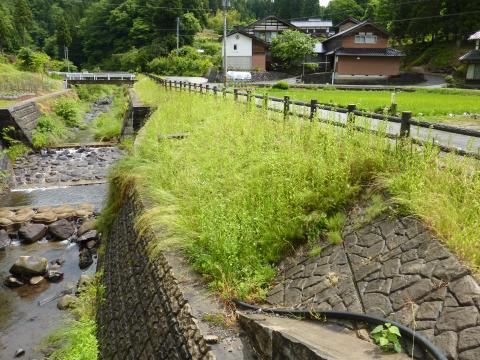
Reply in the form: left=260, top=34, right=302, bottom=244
left=234, top=88, right=238, bottom=101
left=310, top=99, right=318, bottom=121
left=213, top=86, right=218, bottom=97
left=247, top=90, right=252, bottom=107
left=222, top=87, right=227, bottom=99
left=347, top=104, right=356, bottom=124
left=188, top=83, right=192, bottom=93
left=205, top=84, right=210, bottom=94
left=164, top=79, right=167, bottom=89
left=284, top=96, right=290, bottom=119
left=169, top=80, right=172, bottom=90
left=400, top=111, right=412, bottom=138
left=263, top=93, right=268, bottom=110
left=199, top=84, right=203, bottom=94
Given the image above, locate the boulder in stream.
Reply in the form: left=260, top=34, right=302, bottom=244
left=0, top=229, right=10, bottom=249
left=79, top=249, right=93, bottom=269
left=57, top=294, right=76, bottom=310
left=46, top=270, right=64, bottom=283
left=4, top=276, right=24, bottom=288
left=29, top=276, right=45, bottom=285
left=49, top=219, right=75, bottom=240
left=32, top=211, right=58, bottom=223
left=78, top=230, right=98, bottom=243
left=10, top=256, right=48, bottom=277
left=77, top=220, right=95, bottom=237
left=18, top=223, right=47, bottom=244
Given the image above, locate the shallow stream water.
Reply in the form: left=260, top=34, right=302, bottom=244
left=0, top=184, right=107, bottom=359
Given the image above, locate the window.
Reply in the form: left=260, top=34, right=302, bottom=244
left=233, top=44, right=238, bottom=51
left=355, top=32, right=378, bottom=44
left=355, top=32, right=365, bottom=43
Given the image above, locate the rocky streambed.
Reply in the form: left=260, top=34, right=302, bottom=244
left=0, top=203, right=101, bottom=358
left=13, top=146, right=122, bottom=188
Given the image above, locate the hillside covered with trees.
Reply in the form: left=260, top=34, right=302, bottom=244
left=0, top=0, right=479, bottom=72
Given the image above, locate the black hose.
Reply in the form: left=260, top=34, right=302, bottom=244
left=233, top=299, right=447, bottom=360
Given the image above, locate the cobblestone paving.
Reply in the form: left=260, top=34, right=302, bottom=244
left=13, top=146, right=122, bottom=188
left=267, top=215, right=480, bottom=360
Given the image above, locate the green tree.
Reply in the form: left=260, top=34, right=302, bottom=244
left=327, top=0, right=365, bottom=25
left=56, top=17, right=72, bottom=57
left=0, top=4, right=15, bottom=52
left=270, top=30, right=316, bottom=68
left=14, top=0, right=33, bottom=46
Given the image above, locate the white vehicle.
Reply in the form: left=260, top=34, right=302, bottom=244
left=227, top=71, right=252, bottom=82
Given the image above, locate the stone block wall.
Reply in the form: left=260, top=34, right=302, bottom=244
left=97, top=195, right=214, bottom=359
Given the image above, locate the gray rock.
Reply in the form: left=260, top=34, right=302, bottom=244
left=458, top=326, right=480, bottom=352
left=10, top=256, right=48, bottom=277
left=78, top=274, right=94, bottom=289
left=204, top=335, right=219, bottom=344
left=0, top=229, right=10, bottom=249
left=79, top=249, right=93, bottom=269
left=4, top=276, right=24, bottom=288
left=459, top=348, right=480, bottom=360
left=436, top=307, right=478, bottom=332
left=15, top=348, right=25, bottom=357
left=46, top=270, right=64, bottom=283
left=416, top=301, right=443, bottom=320
left=49, top=219, right=75, bottom=240
left=29, top=276, right=45, bottom=285
left=433, top=331, right=457, bottom=360
left=57, top=294, right=76, bottom=310
left=18, top=223, right=47, bottom=244
left=78, top=230, right=98, bottom=243
left=448, top=276, right=480, bottom=306
left=77, top=220, right=95, bottom=236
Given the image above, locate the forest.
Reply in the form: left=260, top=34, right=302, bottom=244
left=0, top=0, right=479, bottom=71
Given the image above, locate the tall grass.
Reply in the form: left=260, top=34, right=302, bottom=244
left=0, top=63, right=60, bottom=93
left=90, top=88, right=128, bottom=141
left=101, top=77, right=480, bottom=301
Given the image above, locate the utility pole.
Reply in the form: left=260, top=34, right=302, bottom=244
left=222, top=0, right=230, bottom=88
left=176, top=17, right=180, bottom=54
left=64, top=46, right=70, bottom=73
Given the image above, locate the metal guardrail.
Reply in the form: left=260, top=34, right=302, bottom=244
left=145, top=74, right=480, bottom=159
left=49, top=72, right=136, bottom=81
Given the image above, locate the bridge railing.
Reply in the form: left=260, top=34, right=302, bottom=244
left=145, top=74, right=480, bottom=160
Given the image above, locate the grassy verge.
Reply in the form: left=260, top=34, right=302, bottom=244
left=100, top=76, right=480, bottom=301
left=89, top=87, right=128, bottom=141
left=42, top=277, right=102, bottom=360
left=260, top=87, right=480, bottom=119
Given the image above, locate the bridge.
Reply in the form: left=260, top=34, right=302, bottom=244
left=50, top=72, right=136, bottom=86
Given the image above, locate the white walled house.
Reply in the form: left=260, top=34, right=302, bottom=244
left=224, top=30, right=268, bottom=71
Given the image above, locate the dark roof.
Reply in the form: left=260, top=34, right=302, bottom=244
left=245, top=15, right=302, bottom=32
left=331, top=47, right=405, bottom=57
left=324, top=20, right=389, bottom=43
left=459, top=50, right=480, bottom=62
left=225, top=29, right=269, bottom=47
left=336, top=17, right=361, bottom=27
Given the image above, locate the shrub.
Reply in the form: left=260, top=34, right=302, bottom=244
left=272, top=81, right=289, bottom=90
left=16, top=47, right=51, bottom=73
left=32, top=115, right=72, bottom=148
left=147, top=46, right=215, bottom=77
left=54, top=98, right=79, bottom=127
left=1, top=126, right=30, bottom=160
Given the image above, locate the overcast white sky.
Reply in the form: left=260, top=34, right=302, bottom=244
left=320, top=0, right=330, bottom=6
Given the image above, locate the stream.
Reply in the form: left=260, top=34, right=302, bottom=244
left=0, top=96, right=121, bottom=359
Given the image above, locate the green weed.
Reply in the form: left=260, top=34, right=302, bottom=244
left=90, top=88, right=127, bottom=141
left=101, top=76, right=480, bottom=302
left=32, top=115, right=73, bottom=148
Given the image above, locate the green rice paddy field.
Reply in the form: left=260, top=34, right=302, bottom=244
left=262, top=87, right=480, bottom=121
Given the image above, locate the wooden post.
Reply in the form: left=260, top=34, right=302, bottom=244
left=222, top=87, right=227, bottom=99
left=247, top=90, right=252, bottom=106
left=400, top=111, right=412, bottom=138
left=213, top=86, right=218, bottom=97
left=347, top=104, right=356, bottom=124
left=193, top=83, right=197, bottom=93
left=188, top=83, right=192, bottom=93
left=234, top=88, right=238, bottom=101
left=310, top=99, right=318, bottom=121
left=284, top=96, right=290, bottom=119
left=174, top=80, right=177, bottom=90
left=199, top=84, right=203, bottom=94
left=169, top=80, right=172, bottom=90
left=263, top=94, right=268, bottom=110
left=205, top=84, right=210, bottom=94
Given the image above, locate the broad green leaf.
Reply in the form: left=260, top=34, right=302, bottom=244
left=371, top=325, right=384, bottom=334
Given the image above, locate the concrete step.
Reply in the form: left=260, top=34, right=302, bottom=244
left=239, top=312, right=410, bottom=360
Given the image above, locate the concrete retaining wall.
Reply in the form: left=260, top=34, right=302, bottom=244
left=120, top=89, right=153, bottom=139
left=97, top=195, right=215, bottom=359
left=0, top=90, right=71, bottom=146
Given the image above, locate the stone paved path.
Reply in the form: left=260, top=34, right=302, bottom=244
left=12, top=146, right=122, bottom=188
left=267, top=215, right=480, bottom=360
